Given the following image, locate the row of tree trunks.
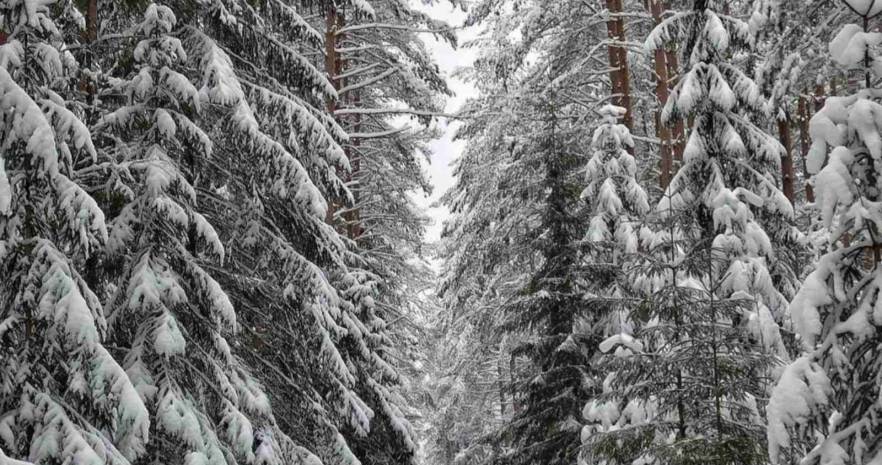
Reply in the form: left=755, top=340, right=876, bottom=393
left=605, top=0, right=633, bottom=129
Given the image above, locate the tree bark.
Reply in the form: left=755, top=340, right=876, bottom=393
left=778, top=113, right=795, bottom=203
left=324, top=5, right=351, bottom=234
left=86, top=0, right=97, bottom=42
left=797, top=94, right=814, bottom=203
left=814, top=81, right=827, bottom=112
left=346, top=90, right=363, bottom=240
left=605, top=0, right=633, bottom=129
left=663, top=17, right=685, bottom=161
left=325, top=6, right=342, bottom=115
left=649, top=0, right=673, bottom=189
left=324, top=7, right=364, bottom=240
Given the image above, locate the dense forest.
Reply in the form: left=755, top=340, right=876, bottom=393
left=1, top=1, right=881, bottom=465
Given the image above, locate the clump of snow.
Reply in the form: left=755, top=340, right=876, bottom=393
left=767, top=357, right=831, bottom=463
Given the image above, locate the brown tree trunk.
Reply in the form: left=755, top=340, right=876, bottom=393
left=605, top=0, right=633, bottom=129
left=324, top=6, right=342, bottom=115
left=797, top=94, right=814, bottom=203
left=814, top=82, right=827, bottom=112
left=324, top=8, right=364, bottom=241
left=324, top=6, right=347, bottom=231
left=86, top=0, right=97, bottom=42
left=78, top=0, right=98, bottom=98
left=649, top=0, right=673, bottom=189
left=663, top=25, right=685, bottom=161
left=778, top=113, right=795, bottom=203
left=346, top=90, right=363, bottom=240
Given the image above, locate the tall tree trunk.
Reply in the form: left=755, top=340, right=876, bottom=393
left=324, top=5, right=348, bottom=231
left=325, top=5, right=342, bottom=115
left=662, top=15, right=685, bottom=161
left=85, top=0, right=97, bottom=42
left=347, top=90, right=363, bottom=240
left=797, top=94, right=814, bottom=203
left=324, top=6, right=363, bottom=240
left=649, top=0, right=673, bottom=189
left=77, top=0, right=98, bottom=98
left=778, top=113, right=795, bottom=203
left=605, top=0, right=633, bottom=129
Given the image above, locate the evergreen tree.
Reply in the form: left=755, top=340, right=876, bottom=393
left=491, top=81, right=590, bottom=465
left=91, top=5, right=288, bottom=463
left=581, top=104, right=650, bottom=271
left=0, top=1, right=149, bottom=463
left=579, top=104, right=650, bottom=458
left=435, top=3, right=618, bottom=463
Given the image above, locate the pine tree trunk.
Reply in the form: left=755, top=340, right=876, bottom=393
left=649, top=0, right=673, bottom=189
left=75, top=0, right=98, bottom=99
left=347, top=90, right=363, bottom=240
left=797, top=94, right=814, bottom=203
left=664, top=38, right=685, bottom=161
left=324, top=6, right=341, bottom=115
left=324, top=6, right=347, bottom=231
left=605, top=0, right=633, bottom=129
left=86, top=0, right=97, bottom=42
left=778, top=113, right=795, bottom=202
left=324, top=7, right=363, bottom=240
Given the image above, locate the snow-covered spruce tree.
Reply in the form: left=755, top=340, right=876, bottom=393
left=581, top=104, right=650, bottom=271
left=496, top=80, right=594, bottom=465
left=94, top=5, right=279, bottom=463
left=436, top=2, right=621, bottom=463
left=578, top=103, right=650, bottom=455
left=767, top=6, right=882, bottom=465
left=585, top=2, right=796, bottom=465
left=153, top=3, right=422, bottom=465
left=0, top=1, right=150, bottom=464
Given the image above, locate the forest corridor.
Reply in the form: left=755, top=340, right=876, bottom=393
left=0, top=1, right=880, bottom=465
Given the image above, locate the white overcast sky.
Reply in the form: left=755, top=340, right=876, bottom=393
left=410, top=1, right=478, bottom=244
